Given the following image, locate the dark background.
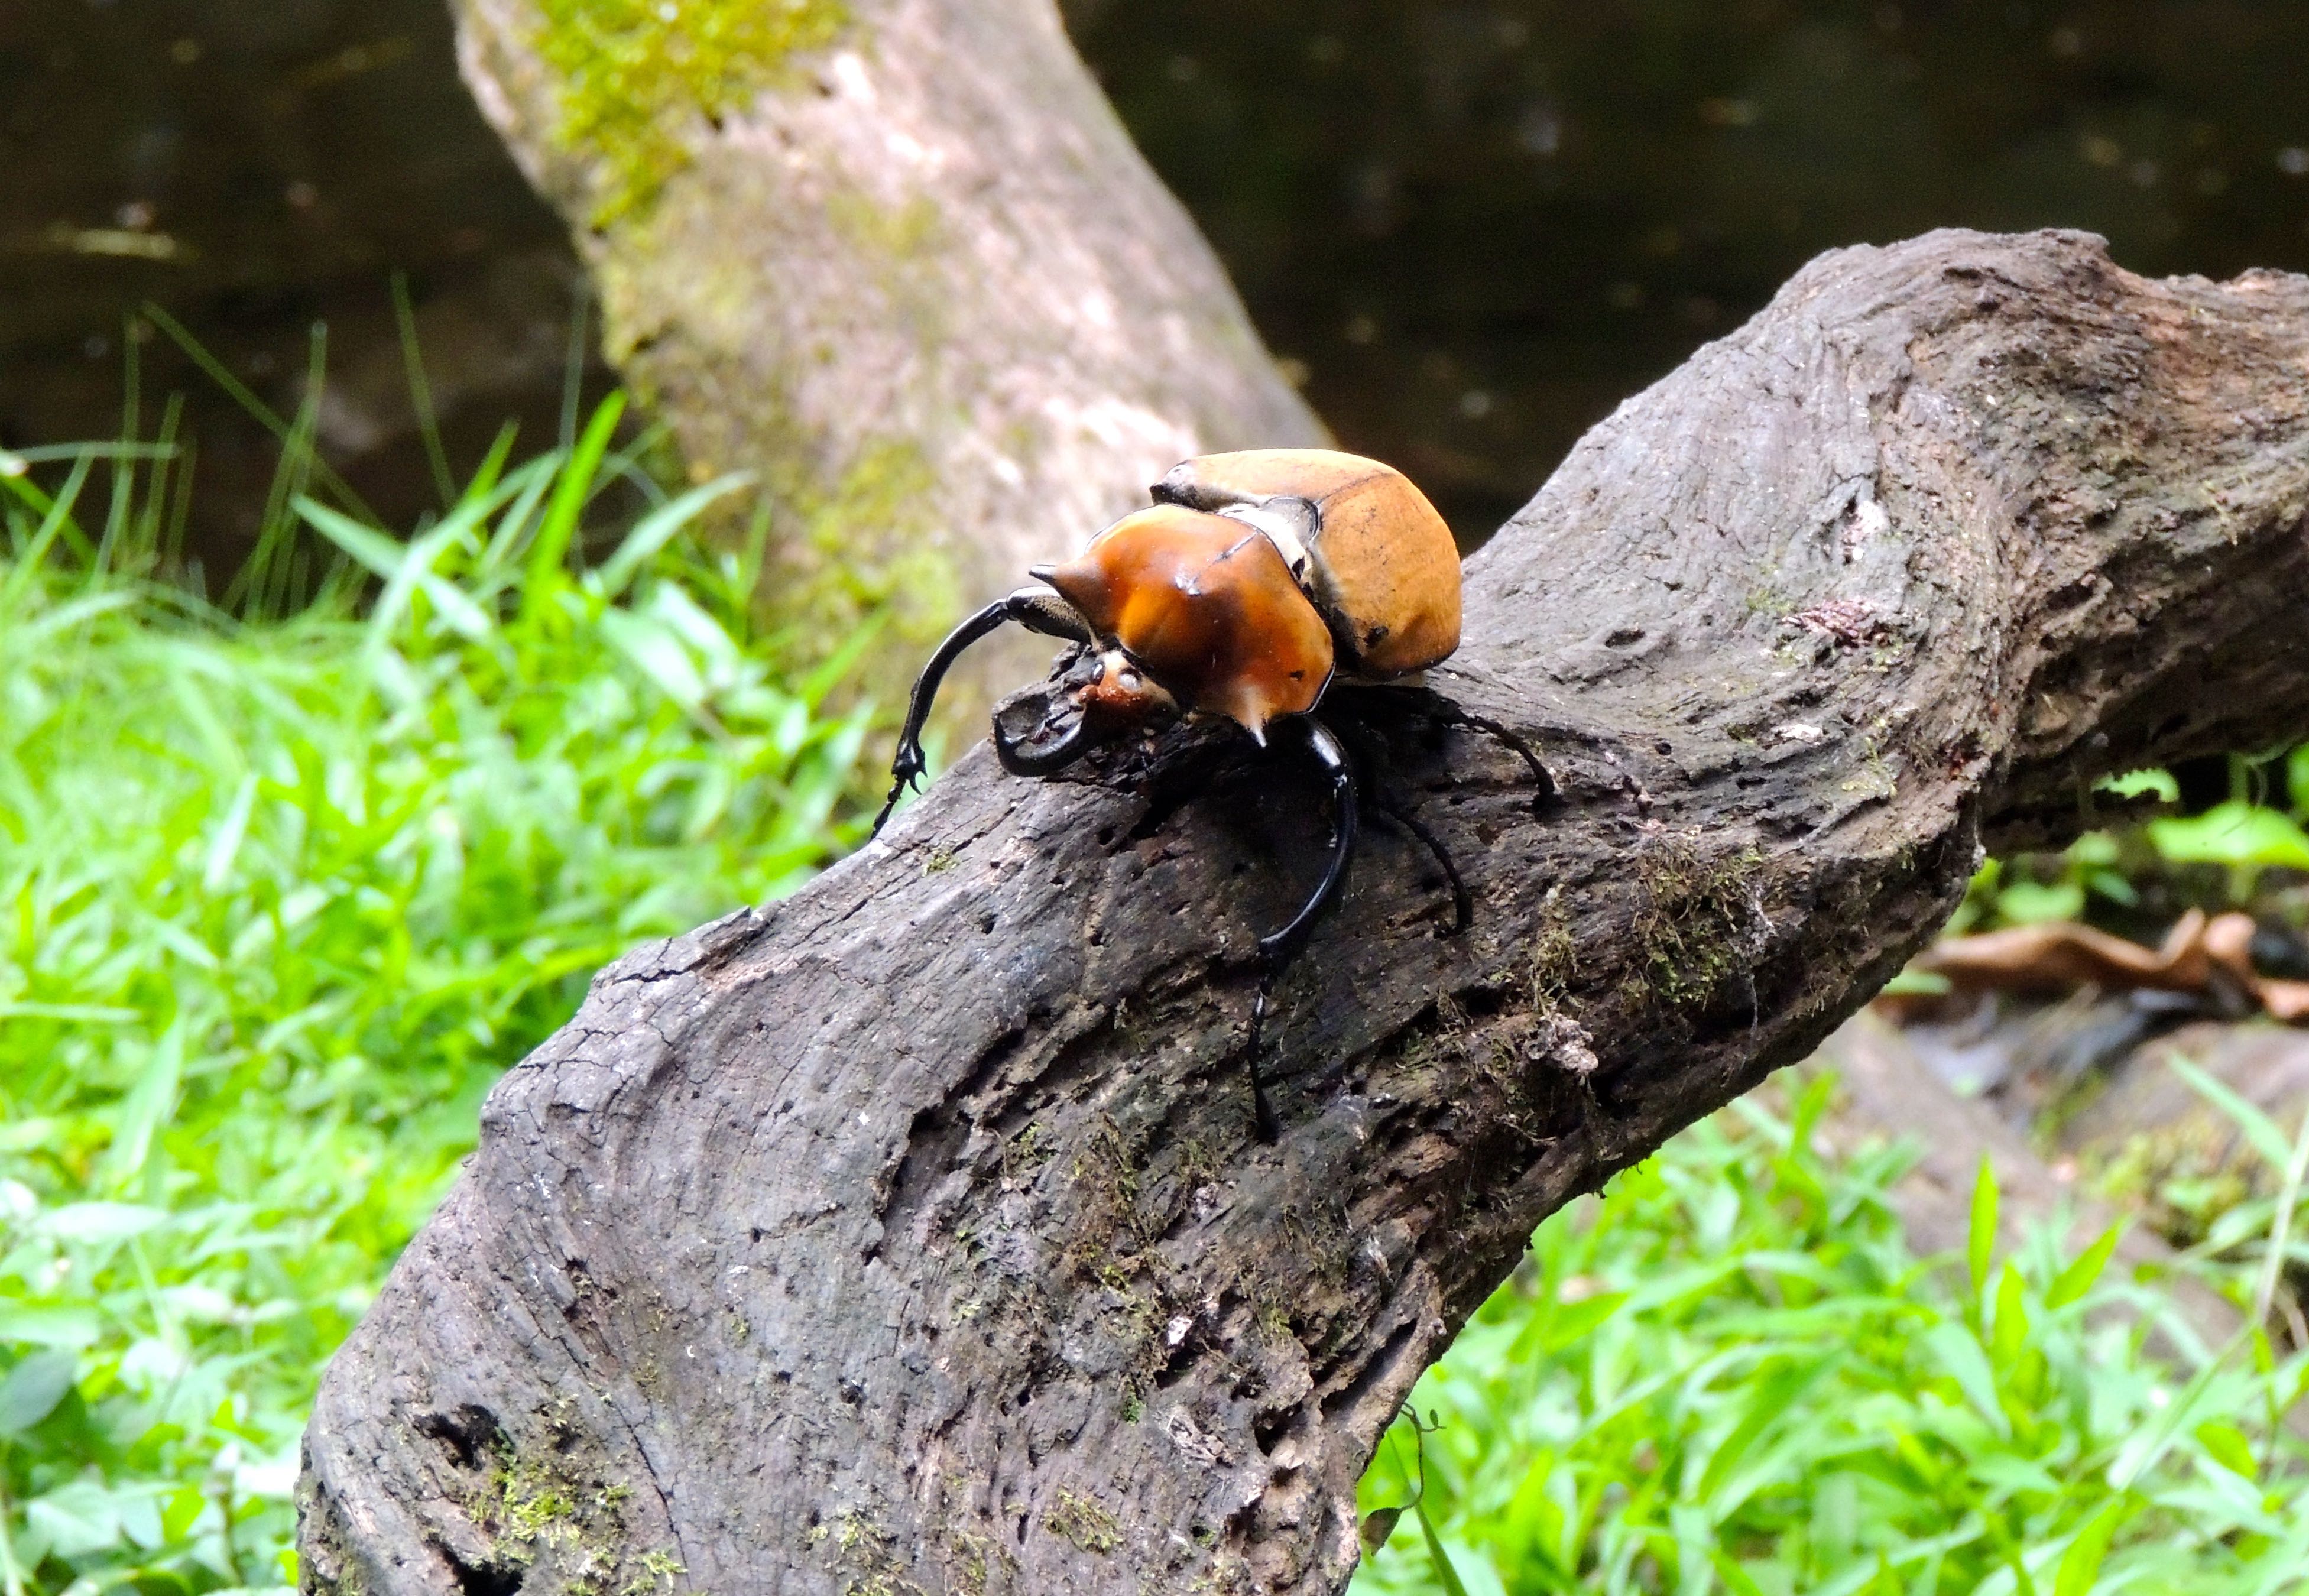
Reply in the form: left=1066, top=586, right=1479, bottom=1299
left=1069, top=0, right=2309, bottom=537
left=0, top=0, right=596, bottom=569
left=5, top=0, right=2308, bottom=558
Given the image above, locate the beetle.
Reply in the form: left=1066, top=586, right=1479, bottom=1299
left=870, top=447, right=1544, bottom=1138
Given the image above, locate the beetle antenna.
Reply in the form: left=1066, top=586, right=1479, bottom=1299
left=870, top=585, right=1091, bottom=836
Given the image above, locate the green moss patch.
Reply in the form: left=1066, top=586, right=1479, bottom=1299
left=1631, top=836, right=1766, bottom=1011
left=536, top=0, right=851, bottom=223
left=1044, top=1488, right=1123, bottom=1555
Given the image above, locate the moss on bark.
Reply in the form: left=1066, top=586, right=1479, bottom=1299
left=534, top=0, right=849, bottom=222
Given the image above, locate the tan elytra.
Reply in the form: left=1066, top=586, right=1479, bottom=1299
left=1152, top=448, right=1462, bottom=679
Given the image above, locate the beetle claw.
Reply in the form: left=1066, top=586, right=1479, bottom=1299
left=871, top=741, right=927, bottom=837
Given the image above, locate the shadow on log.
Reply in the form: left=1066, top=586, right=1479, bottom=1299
left=297, top=228, right=2309, bottom=1595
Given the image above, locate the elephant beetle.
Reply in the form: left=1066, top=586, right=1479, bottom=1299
left=871, top=448, right=1546, bottom=1140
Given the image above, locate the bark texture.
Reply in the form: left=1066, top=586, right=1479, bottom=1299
left=447, top=0, right=1322, bottom=682
left=299, top=229, right=2309, bottom=1596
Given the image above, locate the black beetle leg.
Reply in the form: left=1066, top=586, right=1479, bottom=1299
left=1244, top=975, right=1281, bottom=1146
left=1324, top=708, right=1471, bottom=938
left=1243, top=715, right=1360, bottom=1143
left=1369, top=799, right=1471, bottom=935
left=1420, top=696, right=1554, bottom=812
left=871, top=585, right=1089, bottom=836
left=1257, top=716, right=1361, bottom=969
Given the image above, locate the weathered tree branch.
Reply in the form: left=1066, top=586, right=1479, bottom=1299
left=298, top=229, right=2309, bottom=1596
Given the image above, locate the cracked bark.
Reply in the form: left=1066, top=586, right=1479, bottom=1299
left=298, top=228, right=2309, bottom=1595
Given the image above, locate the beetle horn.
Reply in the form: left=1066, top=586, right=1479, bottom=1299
left=991, top=648, right=1180, bottom=776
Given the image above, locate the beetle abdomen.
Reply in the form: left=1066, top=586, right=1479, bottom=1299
left=1153, top=448, right=1462, bottom=678
left=1040, top=504, right=1334, bottom=741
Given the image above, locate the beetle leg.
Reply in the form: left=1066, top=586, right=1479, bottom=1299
left=1257, top=716, right=1361, bottom=970
left=1369, top=799, right=1471, bottom=935
left=1405, top=694, right=1554, bottom=811
left=871, top=585, right=1091, bottom=836
left=1322, top=711, right=1473, bottom=937
left=1244, top=975, right=1282, bottom=1146
left=1241, top=715, right=1360, bottom=1143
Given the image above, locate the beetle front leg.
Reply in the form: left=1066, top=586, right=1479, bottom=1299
left=871, top=585, right=1090, bottom=836
left=1256, top=716, right=1361, bottom=969
left=1242, top=714, right=1360, bottom=1142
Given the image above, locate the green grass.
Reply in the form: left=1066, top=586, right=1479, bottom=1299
left=0, top=408, right=871, bottom=1595
left=1352, top=1076, right=2309, bottom=1596
left=1954, top=757, right=2309, bottom=933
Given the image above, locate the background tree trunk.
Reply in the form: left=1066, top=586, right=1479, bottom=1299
left=297, top=228, right=2309, bottom=1596
left=446, top=0, right=1324, bottom=696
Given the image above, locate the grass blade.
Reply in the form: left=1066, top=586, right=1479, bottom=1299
left=0, top=454, right=96, bottom=612
left=225, top=323, right=329, bottom=618
left=136, top=392, right=186, bottom=571
left=463, top=421, right=521, bottom=506
left=2252, top=1104, right=2309, bottom=1332
left=2045, top=1221, right=2124, bottom=1310
left=391, top=272, right=459, bottom=512
left=1697, top=1354, right=1837, bottom=1501
left=100, top=313, right=141, bottom=571
left=100, top=1017, right=185, bottom=1191
left=2052, top=1499, right=2128, bottom=1596
left=1, top=452, right=99, bottom=565
left=1968, top=1155, right=1999, bottom=1298
left=294, top=496, right=494, bottom=646
left=1414, top=1495, right=1473, bottom=1596
left=560, top=275, right=592, bottom=451
left=141, top=301, right=377, bottom=523
left=593, top=473, right=753, bottom=601
left=2167, top=1051, right=2297, bottom=1170
left=524, top=391, right=626, bottom=618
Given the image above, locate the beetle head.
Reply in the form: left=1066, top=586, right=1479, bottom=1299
left=992, top=646, right=1180, bottom=776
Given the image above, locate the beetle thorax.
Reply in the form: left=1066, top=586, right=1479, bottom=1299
left=1037, top=504, right=1335, bottom=742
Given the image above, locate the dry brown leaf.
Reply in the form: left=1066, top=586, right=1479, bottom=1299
left=1905, top=909, right=2309, bottom=1025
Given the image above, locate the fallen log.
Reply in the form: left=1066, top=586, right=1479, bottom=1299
left=297, top=228, right=2309, bottom=1596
